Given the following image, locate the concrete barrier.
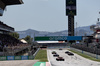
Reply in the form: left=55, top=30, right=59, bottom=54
left=33, top=48, right=40, bottom=57
left=47, top=50, right=52, bottom=66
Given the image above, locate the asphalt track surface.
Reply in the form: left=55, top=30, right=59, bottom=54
left=0, top=60, right=38, bottom=66
left=47, top=49, right=100, bottom=66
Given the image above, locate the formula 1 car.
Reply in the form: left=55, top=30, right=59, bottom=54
left=56, top=57, right=64, bottom=61
left=67, top=52, right=74, bottom=56
left=53, top=54, right=59, bottom=57
left=59, top=48, right=62, bottom=50
left=65, top=51, right=70, bottom=54
left=52, top=51, right=56, bottom=54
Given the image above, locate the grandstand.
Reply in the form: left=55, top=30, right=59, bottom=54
left=0, top=0, right=36, bottom=56
left=71, top=42, right=100, bottom=55
left=0, top=21, right=33, bottom=56
left=0, top=21, right=14, bottom=33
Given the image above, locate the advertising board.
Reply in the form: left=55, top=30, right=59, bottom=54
left=7, top=56, right=14, bottom=60
left=21, top=56, right=28, bottom=60
left=35, top=36, right=82, bottom=41
left=15, top=56, right=21, bottom=60
left=0, top=56, right=7, bottom=60
left=28, top=56, right=34, bottom=60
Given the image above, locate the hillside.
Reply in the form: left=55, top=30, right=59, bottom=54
left=16, top=26, right=93, bottom=39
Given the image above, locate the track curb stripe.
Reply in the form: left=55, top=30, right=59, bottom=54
left=33, top=62, right=46, bottom=66
left=46, top=62, right=50, bottom=66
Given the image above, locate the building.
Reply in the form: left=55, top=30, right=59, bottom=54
left=90, top=19, right=100, bottom=41
left=0, top=0, right=23, bottom=16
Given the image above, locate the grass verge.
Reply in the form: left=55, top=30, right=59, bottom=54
left=69, top=49, right=100, bottom=62
left=34, top=49, right=48, bottom=62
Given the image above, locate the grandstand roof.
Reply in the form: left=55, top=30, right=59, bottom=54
left=0, top=21, right=14, bottom=32
left=1, top=0, right=23, bottom=5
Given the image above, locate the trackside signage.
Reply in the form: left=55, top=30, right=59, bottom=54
left=67, top=36, right=82, bottom=40
left=21, top=56, right=28, bottom=60
left=35, top=36, right=82, bottom=41
left=35, top=36, right=67, bottom=41
left=15, top=56, right=21, bottom=60
left=28, top=56, right=34, bottom=59
left=7, top=56, right=14, bottom=60
left=0, top=56, right=7, bottom=60
left=0, top=56, right=34, bottom=61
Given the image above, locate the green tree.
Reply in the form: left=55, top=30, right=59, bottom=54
left=24, top=35, right=33, bottom=44
left=9, top=32, right=19, bottom=39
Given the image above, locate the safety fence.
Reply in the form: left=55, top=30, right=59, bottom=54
left=70, top=47, right=100, bottom=59
left=71, top=44, right=100, bottom=55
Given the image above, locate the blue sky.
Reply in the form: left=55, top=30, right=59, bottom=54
left=0, top=0, right=100, bottom=32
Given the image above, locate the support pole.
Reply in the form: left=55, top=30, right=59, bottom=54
left=68, top=15, right=74, bottom=36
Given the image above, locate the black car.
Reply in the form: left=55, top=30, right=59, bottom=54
left=53, top=54, right=59, bottom=57
left=59, top=48, right=62, bottom=50
left=52, top=51, right=57, bottom=54
left=67, top=52, right=74, bottom=56
left=65, top=51, right=70, bottom=54
left=56, top=57, right=64, bottom=61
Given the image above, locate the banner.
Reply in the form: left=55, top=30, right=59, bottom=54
left=0, top=56, right=34, bottom=61
left=28, top=56, right=34, bottom=60
left=0, top=56, right=7, bottom=60
left=15, top=56, right=21, bottom=60
left=21, top=56, right=28, bottom=60
left=35, top=36, right=82, bottom=41
left=7, top=56, right=14, bottom=60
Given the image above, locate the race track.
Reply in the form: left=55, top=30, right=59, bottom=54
left=47, top=49, right=100, bottom=66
